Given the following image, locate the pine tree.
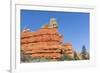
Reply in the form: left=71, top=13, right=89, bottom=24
left=73, top=51, right=80, bottom=60
left=81, top=45, right=88, bottom=60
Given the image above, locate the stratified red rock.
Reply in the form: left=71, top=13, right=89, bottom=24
left=21, top=18, right=74, bottom=60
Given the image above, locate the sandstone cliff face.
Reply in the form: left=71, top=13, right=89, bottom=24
left=63, top=43, right=74, bottom=58
left=21, top=18, right=74, bottom=60
left=21, top=28, right=63, bottom=59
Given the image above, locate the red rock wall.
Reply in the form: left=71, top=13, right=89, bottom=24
left=21, top=28, right=63, bottom=59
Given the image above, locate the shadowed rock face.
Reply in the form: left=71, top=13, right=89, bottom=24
left=21, top=18, right=74, bottom=60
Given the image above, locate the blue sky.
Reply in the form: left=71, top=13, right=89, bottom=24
left=21, top=9, right=90, bottom=52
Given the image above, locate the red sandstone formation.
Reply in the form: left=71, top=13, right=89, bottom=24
left=21, top=18, right=74, bottom=60
left=63, top=43, right=74, bottom=58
